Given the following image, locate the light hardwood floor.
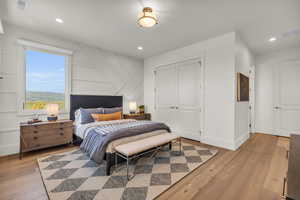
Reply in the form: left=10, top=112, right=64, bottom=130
left=0, top=133, right=289, bottom=200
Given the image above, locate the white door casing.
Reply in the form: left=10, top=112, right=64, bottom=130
left=273, top=61, right=300, bottom=136
left=249, top=65, right=255, bottom=133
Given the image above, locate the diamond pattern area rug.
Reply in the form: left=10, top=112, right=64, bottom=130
left=38, top=142, right=218, bottom=200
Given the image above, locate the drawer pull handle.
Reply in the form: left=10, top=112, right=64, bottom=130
left=34, top=131, right=38, bottom=134
left=60, top=133, right=64, bottom=136
left=60, top=128, right=64, bottom=130
left=33, top=136, right=38, bottom=140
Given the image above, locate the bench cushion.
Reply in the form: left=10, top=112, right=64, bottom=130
left=114, top=133, right=179, bottom=156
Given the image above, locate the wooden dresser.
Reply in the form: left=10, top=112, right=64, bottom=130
left=123, top=113, right=151, bottom=120
left=19, top=120, right=73, bottom=159
left=286, top=134, right=300, bottom=200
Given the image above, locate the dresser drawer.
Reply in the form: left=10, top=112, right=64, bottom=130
left=21, top=121, right=73, bottom=133
left=22, top=126, right=73, bottom=136
left=23, top=131, right=72, bottom=151
left=23, top=128, right=73, bottom=139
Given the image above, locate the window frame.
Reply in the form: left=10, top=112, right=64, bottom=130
left=17, top=39, right=72, bottom=116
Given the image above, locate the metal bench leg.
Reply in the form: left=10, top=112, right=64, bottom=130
left=150, top=146, right=160, bottom=158
left=179, top=138, right=182, bottom=155
left=127, top=156, right=130, bottom=180
left=115, top=153, right=118, bottom=172
left=126, top=156, right=135, bottom=181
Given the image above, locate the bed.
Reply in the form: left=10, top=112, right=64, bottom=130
left=70, top=95, right=171, bottom=175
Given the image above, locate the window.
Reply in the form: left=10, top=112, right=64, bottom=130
left=24, top=49, right=66, bottom=110
left=18, top=39, right=72, bottom=114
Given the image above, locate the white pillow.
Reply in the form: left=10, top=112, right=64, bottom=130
left=74, top=109, right=82, bottom=126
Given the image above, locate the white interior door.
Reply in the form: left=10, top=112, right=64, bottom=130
left=177, top=60, right=202, bottom=141
left=274, top=61, right=300, bottom=136
left=154, top=64, right=178, bottom=132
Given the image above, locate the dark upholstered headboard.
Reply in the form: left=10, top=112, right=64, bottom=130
left=69, top=95, right=123, bottom=121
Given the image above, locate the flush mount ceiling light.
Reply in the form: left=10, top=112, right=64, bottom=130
left=55, top=18, right=64, bottom=24
left=269, top=37, right=277, bottom=42
left=137, top=46, right=143, bottom=50
left=137, top=7, right=158, bottom=28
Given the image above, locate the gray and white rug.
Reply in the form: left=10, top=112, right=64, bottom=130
left=38, top=142, right=218, bottom=200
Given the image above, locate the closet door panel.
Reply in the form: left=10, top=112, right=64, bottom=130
left=155, top=64, right=178, bottom=133
left=178, top=61, right=201, bottom=109
left=177, top=110, right=201, bottom=140
left=154, top=60, right=203, bottom=141
left=155, top=65, right=178, bottom=108
left=177, top=61, right=202, bottom=141
left=155, top=108, right=178, bottom=133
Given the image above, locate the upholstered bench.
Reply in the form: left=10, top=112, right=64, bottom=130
left=114, top=133, right=181, bottom=180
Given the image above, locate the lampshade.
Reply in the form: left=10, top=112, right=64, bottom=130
left=129, top=102, right=137, bottom=113
left=45, top=104, right=59, bottom=116
left=137, top=7, right=158, bottom=28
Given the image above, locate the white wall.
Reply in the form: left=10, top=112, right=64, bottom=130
left=255, top=47, right=300, bottom=135
left=144, top=32, right=238, bottom=150
left=234, top=35, right=254, bottom=148
left=0, top=23, right=144, bottom=156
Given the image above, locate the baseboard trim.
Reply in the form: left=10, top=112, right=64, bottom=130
left=255, top=131, right=291, bottom=138
left=234, top=132, right=250, bottom=150
left=0, top=144, right=19, bottom=156
left=201, top=136, right=235, bottom=151
left=255, top=129, right=275, bottom=135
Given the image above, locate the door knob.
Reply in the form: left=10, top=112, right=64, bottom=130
left=274, top=106, right=281, bottom=109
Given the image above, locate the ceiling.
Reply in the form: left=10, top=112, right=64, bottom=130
left=0, top=0, right=300, bottom=59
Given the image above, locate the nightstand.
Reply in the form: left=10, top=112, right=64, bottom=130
left=19, top=119, right=73, bottom=159
left=123, top=113, right=151, bottom=120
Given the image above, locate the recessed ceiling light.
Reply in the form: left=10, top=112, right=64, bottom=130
left=55, top=18, right=64, bottom=24
left=269, top=37, right=277, bottom=42
left=137, top=46, right=143, bottom=50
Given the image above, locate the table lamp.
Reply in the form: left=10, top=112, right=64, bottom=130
left=46, top=104, right=59, bottom=121
left=129, top=101, right=137, bottom=114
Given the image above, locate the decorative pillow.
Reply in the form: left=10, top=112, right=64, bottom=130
left=91, top=111, right=122, bottom=122
left=103, top=107, right=123, bottom=114
left=79, top=108, right=104, bottom=124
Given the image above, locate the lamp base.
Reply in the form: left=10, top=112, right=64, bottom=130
left=47, top=116, right=58, bottom=121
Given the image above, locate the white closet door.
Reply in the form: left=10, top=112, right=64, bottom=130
left=177, top=60, right=202, bottom=141
left=155, top=64, right=178, bottom=132
left=274, top=61, right=300, bottom=136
